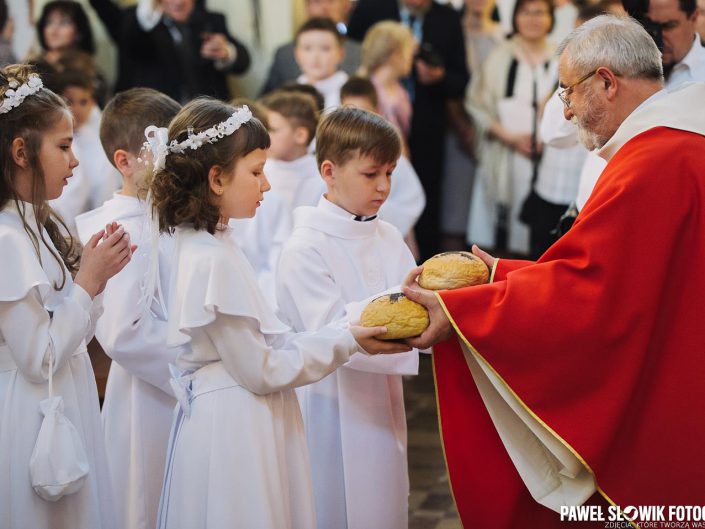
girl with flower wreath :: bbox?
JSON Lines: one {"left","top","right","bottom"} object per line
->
{"left": 148, "top": 97, "right": 409, "bottom": 529}
{"left": 0, "top": 64, "right": 134, "bottom": 529}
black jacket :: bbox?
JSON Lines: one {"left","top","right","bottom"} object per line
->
{"left": 90, "top": 0, "right": 249, "bottom": 101}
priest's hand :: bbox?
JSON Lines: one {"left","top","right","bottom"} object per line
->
{"left": 471, "top": 244, "right": 496, "bottom": 270}
{"left": 401, "top": 266, "right": 454, "bottom": 349}
{"left": 350, "top": 325, "right": 413, "bottom": 355}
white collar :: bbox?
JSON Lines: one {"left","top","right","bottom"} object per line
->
{"left": 293, "top": 196, "right": 379, "bottom": 239}
{"left": 598, "top": 82, "right": 705, "bottom": 162}
{"left": 298, "top": 71, "right": 348, "bottom": 91}
{"left": 318, "top": 195, "right": 377, "bottom": 221}
{"left": 669, "top": 34, "right": 705, "bottom": 80}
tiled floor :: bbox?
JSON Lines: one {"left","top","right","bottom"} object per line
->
{"left": 406, "top": 355, "right": 462, "bottom": 529}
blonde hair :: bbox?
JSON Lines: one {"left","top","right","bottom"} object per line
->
{"left": 360, "top": 21, "right": 415, "bottom": 75}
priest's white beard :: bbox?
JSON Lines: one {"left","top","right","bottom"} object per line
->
{"left": 571, "top": 89, "right": 610, "bottom": 151}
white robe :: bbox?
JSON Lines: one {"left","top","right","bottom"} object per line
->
{"left": 75, "top": 194, "right": 186, "bottom": 529}
{"left": 229, "top": 190, "right": 293, "bottom": 309}
{"left": 379, "top": 155, "right": 426, "bottom": 237}
{"left": 264, "top": 154, "right": 325, "bottom": 211}
{"left": 157, "top": 224, "right": 362, "bottom": 529}
{"left": 276, "top": 197, "right": 419, "bottom": 529}
{"left": 298, "top": 71, "right": 349, "bottom": 111}
{"left": 0, "top": 201, "right": 116, "bottom": 529}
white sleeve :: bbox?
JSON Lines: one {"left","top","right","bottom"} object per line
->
{"left": 95, "top": 249, "right": 182, "bottom": 397}
{"left": 0, "top": 284, "right": 95, "bottom": 383}
{"left": 136, "top": 0, "right": 162, "bottom": 31}
{"left": 380, "top": 157, "right": 426, "bottom": 236}
{"left": 540, "top": 90, "right": 579, "bottom": 148}
{"left": 277, "top": 242, "right": 418, "bottom": 375}
{"left": 206, "top": 315, "right": 358, "bottom": 395}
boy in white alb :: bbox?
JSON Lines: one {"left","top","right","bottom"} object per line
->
{"left": 340, "top": 76, "right": 426, "bottom": 253}
{"left": 276, "top": 107, "right": 419, "bottom": 529}
{"left": 261, "top": 90, "right": 325, "bottom": 210}
{"left": 228, "top": 98, "right": 293, "bottom": 308}
{"left": 50, "top": 66, "right": 121, "bottom": 235}
{"left": 74, "top": 88, "right": 184, "bottom": 529}
{"left": 294, "top": 17, "right": 349, "bottom": 111}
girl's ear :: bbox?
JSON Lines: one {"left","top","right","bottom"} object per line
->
{"left": 11, "top": 137, "right": 28, "bottom": 169}
{"left": 208, "top": 165, "right": 225, "bottom": 196}
{"left": 319, "top": 160, "right": 335, "bottom": 187}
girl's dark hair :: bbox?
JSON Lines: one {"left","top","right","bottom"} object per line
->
{"left": 0, "top": 64, "right": 80, "bottom": 289}
{"left": 512, "top": 0, "right": 555, "bottom": 36}
{"left": 151, "top": 97, "right": 271, "bottom": 235}
{"left": 37, "top": 1, "right": 96, "bottom": 55}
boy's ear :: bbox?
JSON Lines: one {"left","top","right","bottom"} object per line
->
{"left": 11, "top": 137, "right": 28, "bottom": 169}
{"left": 208, "top": 165, "right": 225, "bottom": 196}
{"left": 113, "top": 149, "right": 133, "bottom": 176}
{"left": 319, "top": 160, "right": 336, "bottom": 186}
{"left": 293, "top": 126, "right": 310, "bottom": 147}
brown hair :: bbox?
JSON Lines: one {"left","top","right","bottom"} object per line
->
{"left": 295, "top": 17, "right": 344, "bottom": 46}
{"left": 230, "top": 97, "right": 270, "bottom": 129}
{"left": 100, "top": 88, "right": 180, "bottom": 165}
{"left": 277, "top": 82, "right": 325, "bottom": 113}
{"left": 0, "top": 64, "right": 80, "bottom": 289}
{"left": 340, "top": 76, "right": 379, "bottom": 108}
{"left": 150, "top": 97, "right": 270, "bottom": 235}
{"left": 360, "top": 21, "right": 414, "bottom": 75}
{"left": 316, "top": 106, "right": 400, "bottom": 168}
{"left": 260, "top": 90, "right": 319, "bottom": 146}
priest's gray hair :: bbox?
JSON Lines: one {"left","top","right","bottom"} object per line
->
{"left": 557, "top": 15, "right": 664, "bottom": 82}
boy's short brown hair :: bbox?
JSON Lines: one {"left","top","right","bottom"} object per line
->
{"left": 260, "top": 90, "right": 319, "bottom": 146}
{"left": 340, "top": 76, "right": 379, "bottom": 108}
{"left": 230, "top": 97, "right": 270, "bottom": 129}
{"left": 100, "top": 88, "right": 181, "bottom": 165}
{"left": 295, "top": 17, "right": 343, "bottom": 46}
{"left": 316, "top": 107, "right": 401, "bottom": 168}
{"left": 277, "top": 81, "right": 325, "bottom": 113}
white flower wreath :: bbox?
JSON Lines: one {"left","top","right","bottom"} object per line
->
{"left": 141, "top": 105, "right": 253, "bottom": 173}
{"left": 0, "top": 75, "right": 44, "bottom": 114}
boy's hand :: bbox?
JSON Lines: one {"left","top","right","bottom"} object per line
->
{"left": 350, "top": 325, "right": 413, "bottom": 355}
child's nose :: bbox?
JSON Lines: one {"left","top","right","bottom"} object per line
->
{"left": 260, "top": 173, "right": 271, "bottom": 192}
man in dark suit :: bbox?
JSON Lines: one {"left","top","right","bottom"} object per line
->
{"left": 90, "top": 0, "right": 250, "bottom": 102}
{"left": 260, "top": 0, "right": 360, "bottom": 95}
{"left": 348, "top": 0, "right": 469, "bottom": 259}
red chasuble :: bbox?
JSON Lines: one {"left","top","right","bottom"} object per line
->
{"left": 434, "top": 127, "right": 705, "bottom": 528}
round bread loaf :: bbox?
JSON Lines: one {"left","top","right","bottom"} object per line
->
{"left": 360, "top": 293, "right": 429, "bottom": 340}
{"left": 418, "top": 251, "right": 489, "bottom": 290}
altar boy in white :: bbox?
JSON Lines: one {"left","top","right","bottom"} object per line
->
{"left": 74, "top": 88, "right": 183, "bottom": 529}
{"left": 148, "top": 99, "right": 410, "bottom": 529}
{"left": 276, "top": 107, "right": 419, "bottom": 529}
{"left": 260, "top": 90, "right": 325, "bottom": 210}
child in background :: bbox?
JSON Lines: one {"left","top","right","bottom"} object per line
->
{"left": 260, "top": 90, "right": 324, "bottom": 209}
{"left": 340, "top": 76, "right": 425, "bottom": 255}
{"left": 0, "top": 64, "right": 133, "bottom": 529}
{"left": 74, "top": 88, "right": 183, "bottom": 529}
{"left": 294, "top": 17, "right": 348, "bottom": 110}
{"left": 359, "top": 21, "right": 415, "bottom": 148}
{"left": 49, "top": 61, "right": 120, "bottom": 234}
{"left": 228, "top": 97, "right": 293, "bottom": 308}
{"left": 276, "top": 107, "right": 420, "bottom": 529}
{"left": 148, "top": 98, "right": 407, "bottom": 529}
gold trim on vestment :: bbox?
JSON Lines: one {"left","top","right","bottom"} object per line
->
{"left": 433, "top": 291, "right": 640, "bottom": 529}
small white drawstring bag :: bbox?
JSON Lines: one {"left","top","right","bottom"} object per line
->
{"left": 29, "top": 351, "right": 89, "bottom": 501}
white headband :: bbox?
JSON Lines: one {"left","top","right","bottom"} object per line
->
{"left": 141, "top": 105, "right": 253, "bottom": 173}
{"left": 0, "top": 75, "right": 44, "bottom": 114}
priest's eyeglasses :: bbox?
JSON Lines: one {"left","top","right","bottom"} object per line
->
{"left": 558, "top": 69, "right": 597, "bottom": 108}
